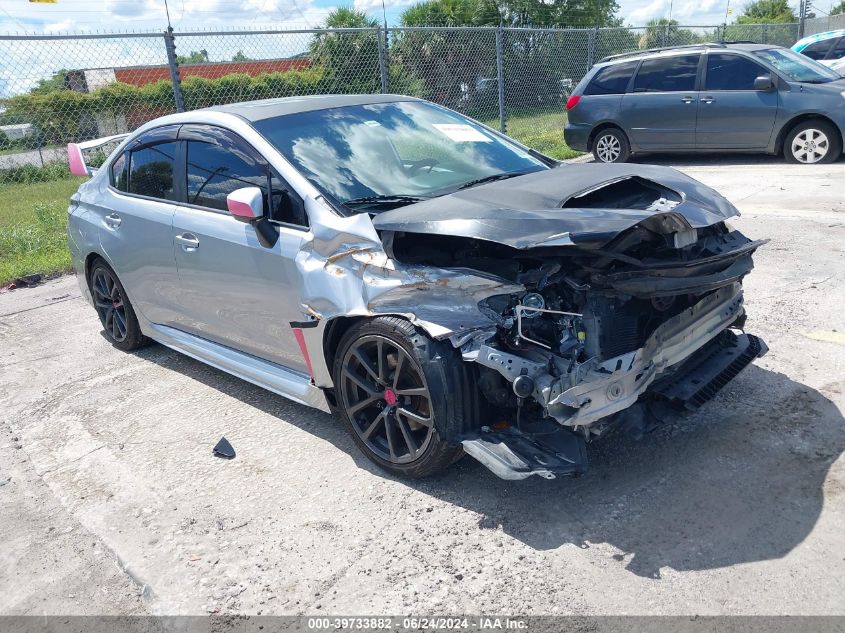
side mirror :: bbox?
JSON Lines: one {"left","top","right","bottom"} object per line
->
{"left": 753, "top": 75, "right": 774, "bottom": 91}
{"left": 226, "top": 186, "right": 264, "bottom": 222}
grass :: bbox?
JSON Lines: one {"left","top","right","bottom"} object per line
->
{"left": 0, "top": 178, "right": 84, "bottom": 285}
{"left": 484, "top": 109, "right": 583, "bottom": 161}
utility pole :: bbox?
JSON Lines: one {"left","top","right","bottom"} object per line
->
{"left": 799, "top": 0, "right": 807, "bottom": 38}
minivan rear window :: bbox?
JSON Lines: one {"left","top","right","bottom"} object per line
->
{"left": 633, "top": 54, "right": 700, "bottom": 92}
{"left": 584, "top": 61, "right": 638, "bottom": 95}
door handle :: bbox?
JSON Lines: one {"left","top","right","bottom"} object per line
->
{"left": 681, "top": 96, "right": 695, "bottom": 104}
{"left": 104, "top": 213, "right": 122, "bottom": 229}
{"left": 175, "top": 233, "right": 200, "bottom": 251}
{"left": 700, "top": 96, "right": 715, "bottom": 104}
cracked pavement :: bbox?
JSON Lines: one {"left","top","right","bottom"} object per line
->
{"left": 1, "top": 158, "right": 844, "bottom": 615}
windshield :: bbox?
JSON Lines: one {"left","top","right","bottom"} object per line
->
{"left": 253, "top": 100, "right": 549, "bottom": 212}
{"left": 754, "top": 48, "right": 840, "bottom": 83}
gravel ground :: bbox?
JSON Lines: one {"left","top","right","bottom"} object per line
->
{"left": 1, "top": 158, "right": 843, "bottom": 616}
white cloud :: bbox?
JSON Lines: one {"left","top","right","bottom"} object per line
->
{"left": 353, "top": 0, "right": 414, "bottom": 13}
{"left": 621, "top": 0, "right": 733, "bottom": 25}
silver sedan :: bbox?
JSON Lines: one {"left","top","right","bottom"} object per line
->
{"left": 67, "top": 94, "right": 767, "bottom": 480}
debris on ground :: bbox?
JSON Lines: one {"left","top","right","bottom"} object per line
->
{"left": 213, "top": 436, "right": 236, "bottom": 459}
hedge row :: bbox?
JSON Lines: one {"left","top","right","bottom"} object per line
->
{"left": 1, "top": 67, "right": 330, "bottom": 146}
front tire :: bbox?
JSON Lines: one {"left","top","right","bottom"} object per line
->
{"left": 592, "top": 127, "right": 631, "bottom": 163}
{"left": 784, "top": 120, "right": 841, "bottom": 164}
{"left": 333, "top": 317, "right": 472, "bottom": 478}
{"left": 89, "top": 260, "right": 146, "bottom": 351}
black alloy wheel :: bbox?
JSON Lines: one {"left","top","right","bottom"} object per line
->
{"left": 92, "top": 266, "right": 128, "bottom": 343}
{"left": 339, "top": 334, "right": 434, "bottom": 464}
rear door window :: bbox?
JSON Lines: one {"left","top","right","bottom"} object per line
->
{"left": 128, "top": 142, "right": 177, "bottom": 200}
{"left": 705, "top": 54, "right": 769, "bottom": 90}
{"left": 801, "top": 39, "right": 834, "bottom": 60}
{"left": 633, "top": 54, "right": 700, "bottom": 92}
{"left": 584, "top": 61, "right": 638, "bottom": 95}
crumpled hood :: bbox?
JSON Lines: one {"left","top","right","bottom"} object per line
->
{"left": 373, "top": 163, "right": 739, "bottom": 250}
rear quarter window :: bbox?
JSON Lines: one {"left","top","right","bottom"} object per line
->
{"left": 584, "top": 61, "right": 638, "bottom": 95}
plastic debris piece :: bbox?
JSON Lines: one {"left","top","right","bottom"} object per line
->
{"left": 213, "top": 436, "right": 236, "bottom": 459}
{"left": 12, "top": 274, "right": 42, "bottom": 288}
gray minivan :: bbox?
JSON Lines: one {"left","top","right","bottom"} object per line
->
{"left": 564, "top": 43, "right": 845, "bottom": 163}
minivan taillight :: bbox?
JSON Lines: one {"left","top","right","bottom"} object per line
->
{"left": 566, "top": 95, "right": 581, "bottom": 110}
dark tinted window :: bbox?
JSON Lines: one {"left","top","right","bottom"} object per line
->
{"left": 706, "top": 54, "right": 768, "bottom": 90}
{"left": 584, "top": 61, "right": 638, "bottom": 95}
{"left": 186, "top": 139, "right": 308, "bottom": 226}
{"left": 831, "top": 38, "right": 845, "bottom": 60}
{"left": 633, "top": 54, "right": 700, "bottom": 92}
{"left": 111, "top": 152, "right": 128, "bottom": 191}
{"left": 801, "top": 39, "right": 834, "bottom": 60}
{"left": 186, "top": 141, "right": 267, "bottom": 211}
{"left": 128, "top": 142, "right": 177, "bottom": 200}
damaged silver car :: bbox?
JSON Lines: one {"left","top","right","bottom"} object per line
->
{"left": 67, "top": 95, "right": 767, "bottom": 480}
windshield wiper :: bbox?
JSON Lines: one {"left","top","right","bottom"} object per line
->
{"left": 456, "top": 170, "right": 533, "bottom": 191}
{"left": 343, "top": 194, "right": 429, "bottom": 212}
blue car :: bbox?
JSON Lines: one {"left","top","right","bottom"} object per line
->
{"left": 565, "top": 42, "right": 845, "bottom": 164}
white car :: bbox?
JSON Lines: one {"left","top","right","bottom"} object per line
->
{"left": 792, "top": 29, "right": 845, "bottom": 67}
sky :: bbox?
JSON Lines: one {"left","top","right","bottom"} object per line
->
{"left": 0, "top": 0, "right": 790, "bottom": 34}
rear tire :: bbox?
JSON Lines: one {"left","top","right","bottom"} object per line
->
{"left": 783, "top": 119, "right": 841, "bottom": 164}
{"left": 89, "top": 260, "right": 146, "bottom": 352}
{"left": 592, "top": 127, "right": 631, "bottom": 163}
{"left": 332, "top": 316, "right": 476, "bottom": 478}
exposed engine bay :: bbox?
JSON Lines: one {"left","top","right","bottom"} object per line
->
{"left": 290, "top": 164, "right": 770, "bottom": 481}
{"left": 377, "top": 200, "right": 767, "bottom": 479}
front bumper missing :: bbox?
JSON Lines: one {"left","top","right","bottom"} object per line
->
{"left": 462, "top": 286, "right": 768, "bottom": 480}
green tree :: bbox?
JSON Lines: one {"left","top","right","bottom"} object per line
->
{"left": 30, "top": 70, "right": 69, "bottom": 95}
{"left": 309, "top": 7, "right": 381, "bottom": 93}
{"left": 831, "top": 0, "right": 845, "bottom": 13}
{"left": 637, "top": 18, "right": 701, "bottom": 49}
{"left": 176, "top": 49, "right": 209, "bottom": 64}
{"left": 231, "top": 51, "right": 251, "bottom": 62}
{"left": 736, "top": 0, "right": 797, "bottom": 23}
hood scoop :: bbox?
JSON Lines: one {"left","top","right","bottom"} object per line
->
{"left": 561, "top": 176, "right": 682, "bottom": 213}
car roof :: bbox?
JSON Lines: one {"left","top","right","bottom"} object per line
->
{"left": 207, "top": 94, "right": 421, "bottom": 122}
{"left": 597, "top": 42, "right": 775, "bottom": 65}
{"left": 792, "top": 29, "right": 845, "bottom": 49}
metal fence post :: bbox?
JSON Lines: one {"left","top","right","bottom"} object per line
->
{"left": 377, "top": 26, "right": 389, "bottom": 94}
{"left": 495, "top": 26, "right": 506, "bottom": 134}
{"left": 164, "top": 27, "right": 185, "bottom": 113}
{"left": 587, "top": 28, "right": 598, "bottom": 68}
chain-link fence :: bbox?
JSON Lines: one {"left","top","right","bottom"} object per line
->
{"left": 804, "top": 14, "right": 845, "bottom": 37}
{"left": 0, "top": 22, "right": 804, "bottom": 186}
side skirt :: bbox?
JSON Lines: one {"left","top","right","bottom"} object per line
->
{"left": 145, "top": 322, "right": 331, "bottom": 413}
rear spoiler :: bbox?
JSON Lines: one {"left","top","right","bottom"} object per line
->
{"left": 67, "top": 133, "right": 130, "bottom": 177}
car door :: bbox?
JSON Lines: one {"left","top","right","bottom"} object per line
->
{"left": 620, "top": 53, "right": 701, "bottom": 150}
{"left": 696, "top": 52, "right": 779, "bottom": 150}
{"left": 96, "top": 126, "right": 182, "bottom": 325}
{"left": 170, "top": 125, "right": 312, "bottom": 373}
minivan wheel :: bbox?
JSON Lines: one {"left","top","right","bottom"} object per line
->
{"left": 784, "top": 120, "right": 840, "bottom": 164}
{"left": 592, "top": 127, "right": 630, "bottom": 163}
{"left": 89, "top": 260, "right": 146, "bottom": 351}
{"left": 333, "top": 317, "right": 466, "bottom": 478}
